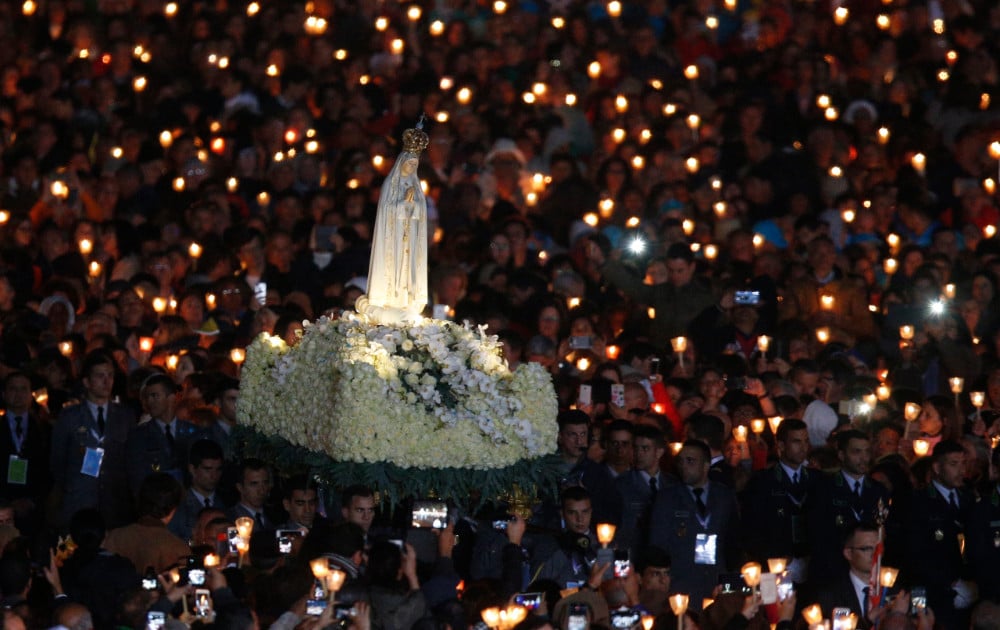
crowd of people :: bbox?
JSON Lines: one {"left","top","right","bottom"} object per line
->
{"left": 1, "top": 0, "right": 1000, "bottom": 628}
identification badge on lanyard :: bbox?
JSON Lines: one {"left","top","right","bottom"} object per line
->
{"left": 7, "top": 456, "right": 26, "bottom": 485}
{"left": 694, "top": 533, "right": 718, "bottom": 565}
{"left": 81, "top": 447, "right": 105, "bottom": 478}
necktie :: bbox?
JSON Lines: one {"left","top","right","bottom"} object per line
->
{"left": 950, "top": 490, "right": 959, "bottom": 510}
{"left": 791, "top": 470, "right": 800, "bottom": 485}
{"left": 862, "top": 586, "right": 870, "bottom": 618}
{"left": 163, "top": 423, "right": 176, "bottom": 452}
{"left": 693, "top": 487, "right": 707, "bottom": 517}
{"left": 13, "top": 416, "right": 22, "bottom": 441}
{"left": 204, "top": 496, "right": 212, "bottom": 508}
{"left": 649, "top": 476, "right": 658, "bottom": 494}
{"left": 255, "top": 511, "right": 265, "bottom": 528}
{"left": 854, "top": 479, "right": 862, "bottom": 498}
{"left": 96, "top": 406, "right": 105, "bottom": 435}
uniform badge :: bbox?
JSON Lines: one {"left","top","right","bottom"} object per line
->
{"left": 934, "top": 529, "right": 944, "bottom": 541}
{"left": 835, "top": 515, "right": 844, "bottom": 526}
{"left": 993, "top": 532, "right": 1000, "bottom": 548}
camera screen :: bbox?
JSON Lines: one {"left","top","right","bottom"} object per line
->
{"left": 188, "top": 568, "right": 206, "bottom": 586}
{"left": 411, "top": 501, "right": 448, "bottom": 529}
{"left": 611, "top": 611, "right": 640, "bottom": 630}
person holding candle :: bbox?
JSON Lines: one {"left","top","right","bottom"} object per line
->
{"left": 534, "top": 487, "right": 603, "bottom": 589}
{"left": 903, "top": 440, "right": 975, "bottom": 629}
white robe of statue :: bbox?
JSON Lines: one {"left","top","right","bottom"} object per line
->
{"left": 356, "top": 152, "right": 428, "bottom": 325}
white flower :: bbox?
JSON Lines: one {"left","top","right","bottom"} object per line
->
{"left": 237, "top": 316, "right": 558, "bottom": 469}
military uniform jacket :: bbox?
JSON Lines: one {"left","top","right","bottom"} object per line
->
{"left": 904, "top": 483, "right": 971, "bottom": 628}
{"left": 50, "top": 401, "right": 136, "bottom": 530}
{"left": 740, "top": 464, "right": 816, "bottom": 563}
{"left": 808, "top": 472, "right": 890, "bottom": 581}
{"left": 649, "top": 480, "right": 741, "bottom": 607}
{"left": 966, "top": 485, "right": 1000, "bottom": 600}
{"left": 0, "top": 411, "right": 52, "bottom": 503}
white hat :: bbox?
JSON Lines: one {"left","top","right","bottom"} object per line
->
{"left": 485, "top": 138, "right": 526, "bottom": 166}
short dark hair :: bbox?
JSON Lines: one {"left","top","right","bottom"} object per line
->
{"left": 776, "top": 417, "right": 808, "bottom": 443}
{"left": 238, "top": 458, "right": 269, "bottom": 484}
{"left": 2, "top": 371, "right": 30, "bottom": 389}
{"left": 605, "top": 419, "right": 634, "bottom": 436}
{"left": 340, "top": 484, "right": 374, "bottom": 507}
{"left": 137, "top": 472, "right": 183, "bottom": 519}
{"left": 81, "top": 349, "right": 115, "bottom": 380}
{"left": 835, "top": 429, "right": 870, "bottom": 452}
{"left": 681, "top": 439, "right": 712, "bottom": 464}
{"left": 845, "top": 521, "right": 880, "bottom": 546}
{"left": 633, "top": 424, "right": 665, "bottom": 446}
{"left": 634, "top": 545, "right": 671, "bottom": 573}
{"left": 557, "top": 409, "right": 589, "bottom": 430}
{"left": 931, "top": 439, "right": 965, "bottom": 463}
{"left": 665, "top": 242, "right": 695, "bottom": 263}
{"left": 141, "top": 372, "right": 178, "bottom": 394}
{"left": 189, "top": 439, "right": 224, "bottom": 467}
{"left": 283, "top": 474, "right": 316, "bottom": 500}
{"left": 560, "top": 486, "right": 591, "bottom": 507}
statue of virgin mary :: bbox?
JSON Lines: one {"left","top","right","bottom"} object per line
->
{"left": 355, "top": 124, "right": 430, "bottom": 325}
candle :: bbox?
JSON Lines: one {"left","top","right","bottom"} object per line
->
{"left": 876, "top": 384, "right": 891, "bottom": 401}
{"left": 235, "top": 516, "right": 254, "bottom": 539}
{"left": 903, "top": 402, "right": 921, "bottom": 421}
{"left": 944, "top": 283, "right": 956, "bottom": 299}
{"left": 949, "top": 377, "right": 964, "bottom": 394}
{"left": 669, "top": 594, "right": 689, "bottom": 630}
{"left": 88, "top": 261, "right": 102, "bottom": 278}
{"left": 816, "top": 327, "right": 830, "bottom": 344}
{"left": 883, "top": 258, "right": 898, "bottom": 274}
{"left": 139, "top": 337, "right": 155, "bottom": 352}
{"left": 58, "top": 341, "right": 73, "bottom": 357}
{"left": 767, "top": 558, "right": 788, "bottom": 574}
{"left": 733, "top": 426, "right": 748, "bottom": 442}
{"left": 880, "top": 567, "right": 899, "bottom": 588}
{"left": 740, "top": 562, "right": 762, "bottom": 587}
{"left": 913, "top": 439, "right": 930, "bottom": 457}
{"left": 166, "top": 355, "right": 179, "bottom": 371}
{"left": 820, "top": 294, "right": 835, "bottom": 311}
{"left": 230, "top": 348, "right": 246, "bottom": 364}
{"left": 768, "top": 416, "right": 784, "bottom": 434}
{"left": 751, "top": 419, "right": 766, "bottom": 434}
{"left": 596, "top": 523, "right": 617, "bottom": 546}
{"left": 802, "top": 605, "right": 824, "bottom": 626}
{"left": 970, "top": 391, "right": 985, "bottom": 408}
{"left": 757, "top": 335, "right": 771, "bottom": 354}
{"left": 899, "top": 325, "right": 914, "bottom": 340}
{"left": 911, "top": 153, "right": 926, "bottom": 177}
{"left": 671, "top": 337, "right": 688, "bottom": 353}
{"left": 669, "top": 442, "right": 683, "bottom": 455}
{"left": 204, "top": 553, "right": 219, "bottom": 568}
{"left": 606, "top": 345, "right": 620, "bottom": 360}
{"left": 310, "top": 557, "right": 330, "bottom": 579}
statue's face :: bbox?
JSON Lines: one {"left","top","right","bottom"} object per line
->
{"left": 400, "top": 157, "right": 418, "bottom": 176}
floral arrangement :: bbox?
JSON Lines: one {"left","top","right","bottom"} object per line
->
{"left": 238, "top": 314, "right": 558, "bottom": 472}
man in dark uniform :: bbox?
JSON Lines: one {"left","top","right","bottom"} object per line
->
{"left": 904, "top": 440, "right": 974, "bottom": 630}
{"left": 740, "top": 417, "right": 814, "bottom": 584}
{"left": 649, "top": 440, "right": 741, "bottom": 610}
{"left": 967, "top": 447, "right": 1000, "bottom": 601}
{"left": 0, "top": 371, "right": 51, "bottom": 530}
{"left": 616, "top": 424, "right": 667, "bottom": 554}
{"left": 50, "top": 350, "right": 136, "bottom": 531}
{"left": 808, "top": 429, "right": 889, "bottom": 584}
